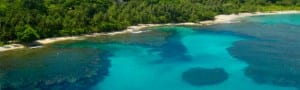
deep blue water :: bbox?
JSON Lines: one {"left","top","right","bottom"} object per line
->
{"left": 1, "top": 14, "right": 300, "bottom": 90}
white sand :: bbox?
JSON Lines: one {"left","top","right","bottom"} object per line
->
{"left": 1, "top": 10, "right": 300, "bottom": 52}
{"left": 213, "top": 11, "right": 300, "bottom": 23}
{"left": 0, "top": 44, "right": 25, "bottom": 52}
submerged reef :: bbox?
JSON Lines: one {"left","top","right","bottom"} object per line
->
{"left": 228, "top": 40, "right": 300, "bottom": 88}
{"left": 210, "top": 22, "right": 300, "bottom": 88}
{"left": 0, "top": 48, "right": 111, "bottom": 90}
{"left": 182, "top": 67, "right": 228, "bottom": 86}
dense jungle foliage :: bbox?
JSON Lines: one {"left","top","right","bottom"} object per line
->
{"left": 0, "top": 0, "right": 300, "bottom": 43}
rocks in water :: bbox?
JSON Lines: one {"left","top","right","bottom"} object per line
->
{"left": 87, "top": 30, "right": 172, "bottom": 47}
{"left": 182, "top": 67, "right": 228, "bottom": 86}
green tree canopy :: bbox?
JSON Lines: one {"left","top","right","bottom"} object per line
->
{"left": 16, "top": 25, "right": 40, "bottom": 42}
{"left": 0, "top": 0, "right": 299, "bottom": 43}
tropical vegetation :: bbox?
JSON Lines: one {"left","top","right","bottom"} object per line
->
{"left": 0, "top": 0, "right": 300, "bottom": 43}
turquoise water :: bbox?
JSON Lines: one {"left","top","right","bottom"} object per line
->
{"left": 1, "top": 14, "right": 300, "bottom": 90}
{"left": 241, "top": 14, "right": 300, "bottom": 25}
{"left": 92, "top": 27, "right": 295, "bottom": 90}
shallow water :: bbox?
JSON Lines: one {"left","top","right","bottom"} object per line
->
{"left": 1, "top": 14, "right": 300, "bottom": 90}
{"left": 92, "top": 27, "right": 295, "bottom": 90}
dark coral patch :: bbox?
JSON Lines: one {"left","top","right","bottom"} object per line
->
{"left": 0, "top": 48, "right": 111, "bottom": 90}
{"left": 219, "top": 22, "right": 300, "bottom": 88}
{"left": 182, "top": 67, "right": 228, "bottom": 86}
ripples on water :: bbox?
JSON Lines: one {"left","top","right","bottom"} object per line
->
{"left": 1, "top": 14, "right": 300, "bottom": 90}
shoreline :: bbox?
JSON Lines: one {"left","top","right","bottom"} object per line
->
{"left": 1, "top": 10, "right": 300, "bottom": 52}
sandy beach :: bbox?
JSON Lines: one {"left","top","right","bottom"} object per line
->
{"left": 1, "top": 10, "right": 300, "bottom": 52}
